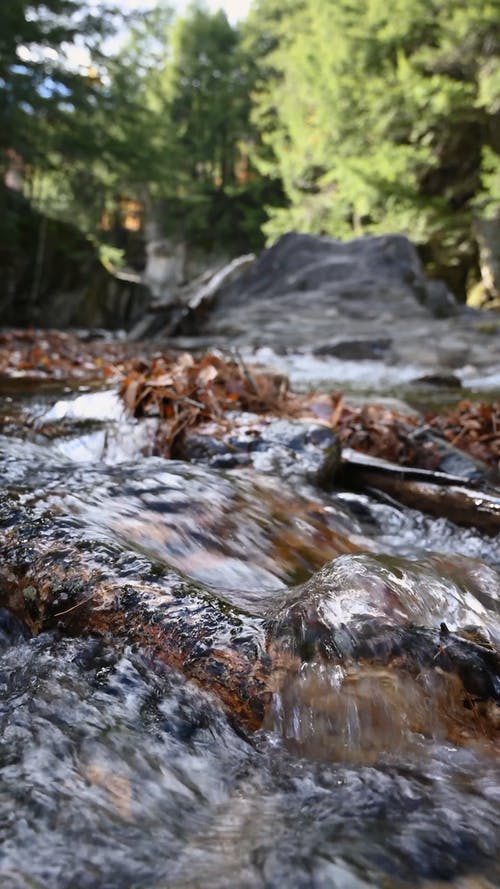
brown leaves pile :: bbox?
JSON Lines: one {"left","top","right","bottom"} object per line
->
{"left": 331, "top": 398, "right": 499, "bottom": 472}
{"left": 427, "top": 400, "right": 500, "bottom": 469}
{"left": 120, "top": 352, "right": 294, "bottom": 456}
{"left": 120, "top": 353, "right": 500, "bottom": 472}
{"left": 0, "top": 329, "right": 121, "bottom": 381}
{"left": 332, "top": 400, "right": 423, "bottom": 465}
{"left": 1, "top": 329, "right": 498, "bottom": 473}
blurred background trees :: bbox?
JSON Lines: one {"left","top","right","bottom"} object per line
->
{"left": 1, "top": 0, "right": 499, "bottom": 299}
{"left": 249, "top": 0, "right": 500, "bottom": 297}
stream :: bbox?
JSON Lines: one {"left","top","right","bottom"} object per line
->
{"left": 0, "top": 354, "right": 499, "bottom": 889}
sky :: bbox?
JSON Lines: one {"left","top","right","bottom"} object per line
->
{"left": 208, "top": 0, "right": 252, "bottom": 19}
{"left": 118, "top": 0, "right": 252, "bottom": 23}
{"left": 36, "top": 0, "right": 254, "bottom": 73}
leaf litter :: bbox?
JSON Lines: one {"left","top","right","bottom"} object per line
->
{"left": 1, "top": 329, "right": 498, "bottom": 474}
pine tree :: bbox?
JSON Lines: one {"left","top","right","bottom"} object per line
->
{"left": 250, "top": 0, "right": 500, "bottom": 295}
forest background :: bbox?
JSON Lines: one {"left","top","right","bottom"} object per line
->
{"left": 1, "top": 0, "right": 499, "bottom": 303}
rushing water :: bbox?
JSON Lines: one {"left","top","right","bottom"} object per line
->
{"left": 0, "top": 378, "right": 499, "bottom": 888}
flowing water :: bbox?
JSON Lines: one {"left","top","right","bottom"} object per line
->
{"left": 0, "top": 375, "right": 499, "bottom": 889}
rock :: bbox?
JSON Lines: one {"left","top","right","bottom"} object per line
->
{"left": 436, "top": 336, "right": 471, "bottom": 368}
{"left": 411, "top": 373, "right": 462, "bottom": 388}
{"left": 0, "top": 187, "right": 152, "bottom": 330}
{"left": 268, "top": 552, "right": 500, "bottom": 695}
{"left": 178, "top": 231, "right": 500, "bottom": 380}
{"left": 314, "top": 338, "right": 392, "bottom": 360}
{"left": 1, "top": 479, "right": 498, "bottom": 738}
{"left": 208, "top": 232, "right": 434, "bottom": 307}
{"left": 195, "top": 232, "right": 459, "bottom": 355}
{"left": 0, "top": 494, "right": 275, "bottom": 729}
{"left": 423, "top": 279, "right": 460, "bottom": 317}
{"left": 180, "top": 415, "right": 341, "bottom": 488}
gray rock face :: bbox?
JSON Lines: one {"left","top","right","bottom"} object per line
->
{"left": 0, "top": 191, "right": 152, "bottom": 330}
{"left": 201, "top": 232, "right": 454, "bottom": 344}
{"left": 184, "top": 232, "right": 454, "bottom": 362}
{"left": 184, "top": 232, "right": 499, "bottom": 379}
{"left": 212, "top": 232, "right": 429, "bottom": 302}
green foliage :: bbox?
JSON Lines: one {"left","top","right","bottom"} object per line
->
{"left": 5, "top": 0, "right": 497, "bottom": 283}
{"left": 1, "top": 1, "right": 268, "bottom": 254}
{"left": 0, "top": 1, "right": 117, "bottom": 166}
{"left": 124, "top": 3, "right": 270, "bottom": 250}
{"left": 478, "top": 148, "right": 500, "bottom": 219}
{"left": 249, "top": 0, "right": 500, "bottom": 289}
{"left": 99, "top": 243, "right": 125, "bottom": 272}
{"left": 164, "top": 6, "right": 249, "bottom": 188}
{"left": 0, "top": 0, "right": 127, "bottom": 250}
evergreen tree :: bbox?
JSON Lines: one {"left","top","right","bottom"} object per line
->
{"left": 0, "top": 1, "right": 117, "bottom": 171}
{"left": 149, "top": 3, "right": 266, "bottom": 248}
{"left": 251, "top": 0, "right": 500, "bottom": 294}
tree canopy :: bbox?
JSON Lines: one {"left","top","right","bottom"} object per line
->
{"left": 0, "top": 1, "right": 118, "bottom": 166}
{"left": 248, "top": 0, "right": 500, "bottom": 293}
{"left": 1, "top": 0, "right": 499, "bottom": 296}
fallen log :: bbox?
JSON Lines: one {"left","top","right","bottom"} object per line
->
{"left": 0, "top": 492, "right": 498, "bottom": 740}
{"left": 340, "top": 448, "right": 500, "bottom": 534}
{"left": 0, "top": 495, "right": 278, "bottom": 730}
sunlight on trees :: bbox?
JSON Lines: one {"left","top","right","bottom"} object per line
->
{"left": 1, "top": 0, "right": 498, "bottom": 293}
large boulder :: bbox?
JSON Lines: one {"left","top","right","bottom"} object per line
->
{"left": 172, "top": 231, "right": 500, "bottom": 377}
{"left": 168, "top": 232, "right": 485, "bottom": 373}
{"left": 196, "top": 232, "right": 457, "bottom": 345}
{"left": 210, "top": 232, "right": 436, "bottom": 305}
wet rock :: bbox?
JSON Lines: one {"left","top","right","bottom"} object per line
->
{"left": 268, "top": 552, "right": 500, "bottom": 646}
{"left": 0, "top": 607, "right": 31, "bottom": 648}
{"left": 0, "top": 434, "right": 360, "bottom": 592}
{"left": 180, "top": 415, "right": 341, "bottom": 488}
{"left": 0, "top": 451, "right": 499, "bottom": 746}
{"left": 410, "top": 373, "right": 463, "bottom": 388}
{"left": 1, "top": 487, "right": 499, "bottom": 745}
{"left": 0, "top": 497, "right": 276, "bottom": 729}
{"left": 314, "top": 338, "right": 393, "bottom": 360}
{"left": 267, "top": 552, "right": 500, "bottom": 739}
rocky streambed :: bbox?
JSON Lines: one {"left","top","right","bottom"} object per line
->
{"left": 1, "top": 233, "right": 500, "bottom": 889}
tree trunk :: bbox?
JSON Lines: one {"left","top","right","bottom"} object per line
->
{"left": 475, "top": 215, "right": 500, "bottom": 302}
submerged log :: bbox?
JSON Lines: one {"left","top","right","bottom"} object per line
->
{"left": 0, "top": 493, "right": 498, "bottom": 739}
{"left": 0, "top": 498, "right": 278, "bottom": 729}
{"left": 340, "top": 448, "right": 500, "bottom": 534}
